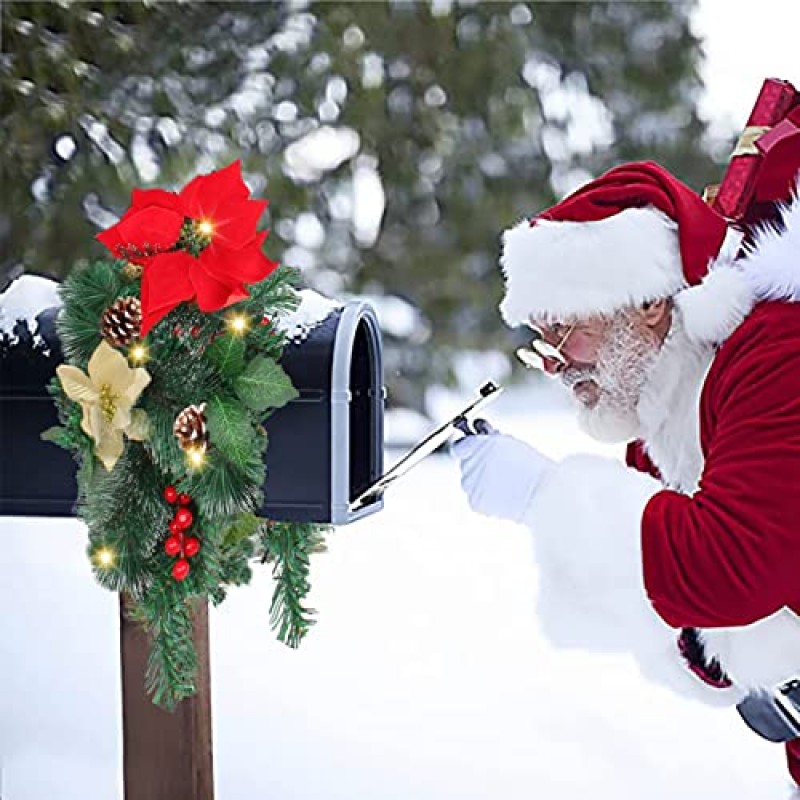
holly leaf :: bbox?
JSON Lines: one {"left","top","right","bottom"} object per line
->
{"left": 234, "top": 356, "right": 298, "bottom": 413}
{"left": 206, "top": 395, "right": 253, "bottom": 470}
{"left": 222, "top": 512, "right": 262, "bottom": 549}
{"left": 205, "top": 335, "right": 245, "bottom": 379}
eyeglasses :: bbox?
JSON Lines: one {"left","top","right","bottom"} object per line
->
{"left": 515, "top": 323, "right": 576, "bottom": 373}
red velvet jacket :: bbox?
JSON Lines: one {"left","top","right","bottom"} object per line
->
{"left": 627, "top": 301, "right": 800, "bottom": 629}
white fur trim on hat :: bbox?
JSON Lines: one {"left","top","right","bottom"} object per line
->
{"left": 499, "top": 207, "right": 686, "bottom": 327}
{"left": 673, "top": 227, "right": 754, "bottom": 345}
{"left": 499, "top": 205, "right": 758, "bottom": 345}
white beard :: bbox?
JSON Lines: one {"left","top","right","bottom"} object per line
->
{"left": 635, "top": 311, "right": 715, "bottom": 492}
{"left": 576, "top": 400, "right": 639, "bottom": 444}
{"left": 562, "top": 316, "right": 660, "bottom": 444}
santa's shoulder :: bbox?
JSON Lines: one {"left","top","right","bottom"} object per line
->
{"left": 706, "top": 301, "right": 800, "bottom": 407}
{"left": 726, "top": 299, "right": 800, "bottom": 349}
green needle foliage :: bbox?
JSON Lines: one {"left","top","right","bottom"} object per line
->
{"left": 45, "top": 256, "right": 330, "bottom": 710}
{"left": 259, "top": 521, "right": 328, "bottom": 650}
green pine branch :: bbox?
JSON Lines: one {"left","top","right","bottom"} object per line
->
{"left": 56, "top": 259, "right": 123, "bottom": 366}
{"left": 82, "top": 444, "right": 169, "bottom": 597}
{"left": 47, "top": 251, "right": 332, "bottom": 708}
{"left": 127, "top": 589, "right": 200, "bottom": 711}
{"left": 259, "top": 521, "right": 329, "bottom": 649}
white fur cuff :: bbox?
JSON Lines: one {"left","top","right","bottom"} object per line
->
{"left": 522, "top": 454, "right": 744, "bottom": 706}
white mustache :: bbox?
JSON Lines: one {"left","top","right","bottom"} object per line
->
{"left": 561, "top": 367, "right": 596, "bottom": 389}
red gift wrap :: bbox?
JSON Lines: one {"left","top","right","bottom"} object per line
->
{"left": 712, "top": 78, "right": 800, "bottom": 222}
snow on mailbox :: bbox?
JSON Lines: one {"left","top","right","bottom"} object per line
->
{"left": 262, "top": 291, "right": 385, "bottom": 524}
{"left": 0, "top": 278, "right": 385, "bottom": 525}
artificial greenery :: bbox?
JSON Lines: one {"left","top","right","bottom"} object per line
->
{"left": 260, "top": 521, "right": 328, "bottom": 649}
{"left": 45, "top": 256, "right": 331, "bottom": 709}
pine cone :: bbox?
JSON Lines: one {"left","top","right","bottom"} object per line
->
{"left": 174, "top": 403, "right": 209, "bottom": 452}
{"left": 101, "top": 296, "right": 142, "bottom": 347}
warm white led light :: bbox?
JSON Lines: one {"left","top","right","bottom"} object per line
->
{"left": 129, "top": 343, "right": 148, "bottom": 364}
{"left": 227, "top": 313, "right": 250, "bottom": 336}
{"left": 95, "top": 547, "right": 116, "bottom": 568}
{"left": 196, "top": 219, "right": 215, "bottom": 237}
{"left": 186, "top": 447, "right": 208, "bottom": 470}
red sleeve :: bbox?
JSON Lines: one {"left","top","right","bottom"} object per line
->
{"left": 625, "top": 440, "right": 662, "bottom": 480}
{"left": 642, "top": 317, "right": 800, "bottom": 629}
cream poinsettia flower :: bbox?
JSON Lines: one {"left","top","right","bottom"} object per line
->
{"left": 56, "top": 340, "right": 152, "bottom": 471}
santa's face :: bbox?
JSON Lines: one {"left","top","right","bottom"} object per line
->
{"left": 530, "top": 306, "right": 668, "bottom": 443}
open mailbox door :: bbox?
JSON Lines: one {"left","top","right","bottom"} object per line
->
{"left": 349, "top": 380, "right": 503, "bottom": 513}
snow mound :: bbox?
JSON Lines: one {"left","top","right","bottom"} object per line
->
{"left": 0, "top": 275, "right": 62, "bottom": 342}
{"left": 277, "top": 289, "right": 342, "bottom": 344}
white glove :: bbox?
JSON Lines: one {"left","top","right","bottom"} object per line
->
{"left": 451, "top": 424, "right": 554, "bottom": 523}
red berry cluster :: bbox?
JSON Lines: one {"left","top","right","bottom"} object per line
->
{"left": 163, "top": 485, "right": 201, "bottom": 581}
{"left": 172, "top": 324, "right": 202, "bottom": 338}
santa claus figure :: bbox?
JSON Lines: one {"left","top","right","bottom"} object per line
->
{"left": 453, "top": 158, "right": 800, "bottom": 782}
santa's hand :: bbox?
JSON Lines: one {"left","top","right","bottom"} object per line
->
{"left": 451, "top": 429, "right": 554, "bottom": 522}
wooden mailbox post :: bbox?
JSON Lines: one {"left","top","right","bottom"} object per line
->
{"left": 119, "top": 597, "right": 214, "bottom": 800}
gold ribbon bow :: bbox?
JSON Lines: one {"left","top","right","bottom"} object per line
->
{"left": 731, "top": 125, "right": 772, "bottom": 158}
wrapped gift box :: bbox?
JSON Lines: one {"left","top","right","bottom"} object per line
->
{"left": 712, "top": 78, "right": 799, "bottom": 222}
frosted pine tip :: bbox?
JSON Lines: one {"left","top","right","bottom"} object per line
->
{"left": 226, "top": 313, "right": 250, "bottom": 336}
{"left": 186, "top": 446, "right": 207, "bottom": 470}
{"left": 128, "top": 343, "right": 148, "bottom": 364}
{"left": 95, "top": 547, "right": 116, "bottom": 568}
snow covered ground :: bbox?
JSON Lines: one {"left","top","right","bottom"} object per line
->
{"left": 1, "top": 383, "right": 796, "bottom": 800}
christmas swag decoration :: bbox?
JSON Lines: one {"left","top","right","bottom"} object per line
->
{"left": 45, "top": 161, "right": 329, "bottom": 708}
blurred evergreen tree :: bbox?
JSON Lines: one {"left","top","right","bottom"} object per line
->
{"left": 1, "top": 0, "right": 723, "bottom": 411}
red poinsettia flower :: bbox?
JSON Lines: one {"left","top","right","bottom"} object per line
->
{"left": 97, "top": 161, "right": 278, "bottom": 336}
{"left": 96, "top": 204, "right": 185, "bottom": 264}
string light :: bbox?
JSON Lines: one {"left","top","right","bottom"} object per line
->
{"left": 95, "top": 546, "right": 116, "bottom": 568}
{"left": 186, "top": 446, "right": 208, "bottom": 470}
{"left": 128, "top": 342, "right": 149, "bottom": 364}
{"left": 226, "top": 313, "right": 250, "bottom": 336}
{"left": 196, "top": 219, "right": 215, "bottom": 237}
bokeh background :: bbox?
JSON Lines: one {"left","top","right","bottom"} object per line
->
{"left": 4, "top": 3, "right": 800, "bottom": 799}
{"left": 2, "top": 0, "right": 733, "bottom": 417}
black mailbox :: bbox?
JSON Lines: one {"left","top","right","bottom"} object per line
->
{"left": 0, "top": 284, "right": 385, "bottom": 525}
{"left": 262, "top": 301, "right": 385, "bottom": 524}
{"left": 0, "top": 306, "right": 79, "bottom": 517}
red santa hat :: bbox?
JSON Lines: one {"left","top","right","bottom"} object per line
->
{"left": 499, "top": 161, "right": 755, "bottom": 343}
